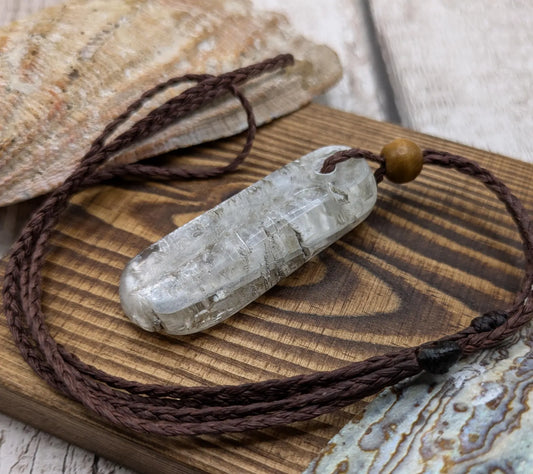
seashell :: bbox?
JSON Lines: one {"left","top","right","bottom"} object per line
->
{"left": 0, "top": 0, "right": 342, "bottom": 206}
{"left": 305, "top": 327, "right": 533, "bottom": 472}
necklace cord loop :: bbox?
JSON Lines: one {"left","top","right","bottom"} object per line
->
{"left": 3, "top": 55, "right": 533, "bottom": 436}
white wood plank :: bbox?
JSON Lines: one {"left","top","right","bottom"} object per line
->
{"left": 370, "top": 0, "right": 533, "bottom": 162}
{"left": 251, "top": 0, "right": 390, "bottom": 121}
{"left": 0, "top": 413, "right": 132, "bottom": 474}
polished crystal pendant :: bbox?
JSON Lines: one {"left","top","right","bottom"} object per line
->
{"left": 120, "top": 146, "right": 377, "bottom": 334}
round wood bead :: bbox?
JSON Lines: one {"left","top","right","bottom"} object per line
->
{"left": 381, "top": 138, "right": 423, "bottom": 183}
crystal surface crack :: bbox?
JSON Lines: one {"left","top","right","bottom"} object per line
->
{"left": 290, "top": 225, "right": 311, "bottom": 258}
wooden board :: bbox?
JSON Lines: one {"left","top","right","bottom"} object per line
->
{"left": 1, "top": 103, "right": 532, "bottom": 473}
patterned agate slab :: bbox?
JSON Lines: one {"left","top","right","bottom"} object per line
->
{"left": 119, "top": 146, "right": 377, "bottom": 334}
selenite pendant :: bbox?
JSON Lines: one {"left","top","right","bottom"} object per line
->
{"left": 120, "top": 146, "right": 377, "bottom": 334}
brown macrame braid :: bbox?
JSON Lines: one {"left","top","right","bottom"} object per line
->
{"left": 3, "top": 54, "right": 533, "bottom": 436}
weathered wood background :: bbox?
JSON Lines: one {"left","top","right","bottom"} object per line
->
{"left": 1, "top": 1, "right": 532, "bottom": 473}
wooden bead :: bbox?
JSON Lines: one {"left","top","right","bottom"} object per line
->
{"left": 381, "top": 138, "right": 423, "bottom": 183}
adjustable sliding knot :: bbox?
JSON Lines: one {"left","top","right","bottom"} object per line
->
{"left": 470, "top": 310, "right": 509, "bottom": 333}
{"left": 320, "top": 138, "right": 423, "bottom": 185}
{"left": 416, "top": 340, "right": 463, "bottom": 374}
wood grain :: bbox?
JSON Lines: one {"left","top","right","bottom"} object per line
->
{"left": 369, "top": 0, "right": 533, "bottom": 162}
{"left": 1, "top": 103, "right": 532, "bottom": 473}
{"left": 0, "top": 412, "right": 130, "bottom": 474}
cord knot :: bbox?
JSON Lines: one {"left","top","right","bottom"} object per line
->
{"left": 470, "top": 310, "right": 508, "bottom": 333}
{"left": 416, "top": 340, "right": 462, "bottom": 374}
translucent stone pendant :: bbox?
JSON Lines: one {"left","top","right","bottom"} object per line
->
{"left": 120, "top": 146, "right": 377, "bottom": 334}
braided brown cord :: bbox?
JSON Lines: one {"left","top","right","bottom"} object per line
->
{"left": 3, "top": 55, "right": 533, "bottom": 436}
